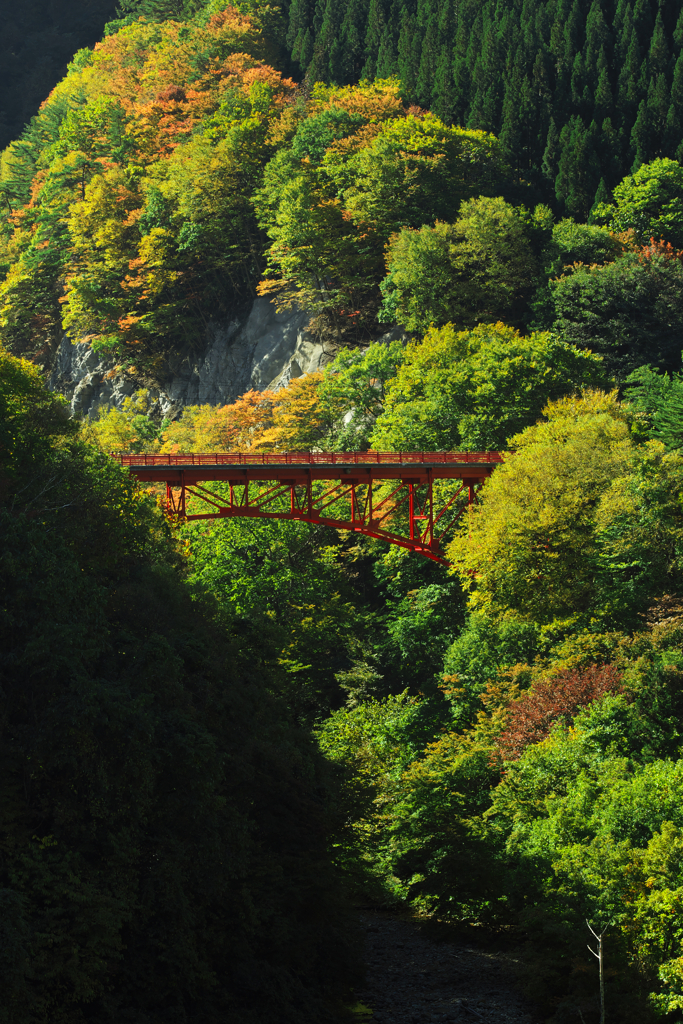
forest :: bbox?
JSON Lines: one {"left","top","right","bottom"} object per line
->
{"left": 3, "top": 1, "right": 683, "bottom": 1023}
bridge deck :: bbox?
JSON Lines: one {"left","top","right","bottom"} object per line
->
{"left": 114, "top": 451, "right": 504, "bottom": 483}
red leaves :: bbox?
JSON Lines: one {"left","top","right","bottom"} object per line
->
{"left": 155, "top": 84, "right": 187, "bottom": 104}
{"left": 496, "top": 663, "right": 624, "bottom": 761}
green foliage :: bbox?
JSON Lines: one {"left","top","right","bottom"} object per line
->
{"left": 387, "top": 732, "right": 502, "bottom": 919}
{"left": 0, "top": 345, "right": 360, "bottom": 1023}
{"left": 0, "top": 345, "right": 74, "bottom": 467}
{"left": 254, "top": 107, "right": 506, "bottom": 341}
{"left": 442, "top": 614, "right": 539, "bottom": 729}
{"left": 183, "top": 512, "right": 381, "bottom": 719}
{"left": 596, "top": 158, "right": 683, "bottom": 247}
{"left": 546, "top": 218, "right": 625, "bottom": 273}
{"left": 448, "top": 391, "right": 638, "bottom": 624}
{"left": 625, "top": 364, "right": 683, "bottom": 450}
{"left": 547, "top": 247, "right": 683, "bottom": 380}
{"left": 85, "top": 388, "right": 166, "bottom": 452}
{"left": 379, "top": 197, "right": 541, "bottom": 332}
{"left": 283, "top": 0, "right": 683, "bottom": 219}
{"left": 371, "top": 322, "right": 607, "bottom": 453}
{"left": 318, "top": 338, "right": 406, "bottom": 450}
{"left": 335, "top": 115, "right": 505, "bottom": 236}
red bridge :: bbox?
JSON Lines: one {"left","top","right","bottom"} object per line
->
{"left": 114, "top": 451, "right": 504, "bottom": 563}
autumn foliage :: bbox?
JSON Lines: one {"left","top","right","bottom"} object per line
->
{"left": 496, "top": 663, "right": 624, "bottom": 761}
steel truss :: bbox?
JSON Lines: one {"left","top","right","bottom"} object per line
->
{"left": 114, "top": 452, "right": 503, "bottom": 563}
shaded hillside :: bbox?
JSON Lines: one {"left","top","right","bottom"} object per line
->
{"left": 0, "top": 0, "right": 118, "bottom": 150}
{"left": 0, "top": 339, "right": 359, "bottom": 1024}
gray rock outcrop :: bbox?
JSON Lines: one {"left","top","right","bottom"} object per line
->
{"left": 48, "top": 297, "right": 336, "bottom": 419}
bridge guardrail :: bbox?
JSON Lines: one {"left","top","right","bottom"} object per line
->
{"left": 112, "top": 451, "right": 505, "bottom": 467}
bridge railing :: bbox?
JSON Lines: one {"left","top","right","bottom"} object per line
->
{"left": 112, "top": 451, "right": 505, "bottom": 467}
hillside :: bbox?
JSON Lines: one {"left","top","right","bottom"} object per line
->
{"left": 3, "top": 0, "right": 682, "bottom": 221}
{"left": 5, "top": 3, "right": 683, "bottom": 1023}
{"left": 2, "top": 0, "right": 683, "bottom": 402}
{"left": 287, "top": 0, "right": 683, "bottom": 216}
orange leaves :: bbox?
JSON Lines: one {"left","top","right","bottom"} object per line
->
{"left": 159, "top": 389, "right": 277, "bottom": 454}
{"left": 639, "top": 237, "right": 683, "bottom": 264}
{"left": 155, "top": 84, "right": 187, "bottom": 103}
{"left": 252, "top": 373, "right": 329, "bottom": 452}
{"left": 206, "top": 8, "right": 254, "bottom": 34}
{"left": 117, "top": 314, "right": 143, "bottom": 329}
{"left": 212, "top": 53, "right": 296, "bottom": 108}
{"left": 158, "top": 374, "right": 331, "bottom": 455}
{"left": 79, "top": 12, "right": 280, "bottom": 164}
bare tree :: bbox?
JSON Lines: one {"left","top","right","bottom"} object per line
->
{"left": 587, "top": 920, "right": 608, "bottom": 1024}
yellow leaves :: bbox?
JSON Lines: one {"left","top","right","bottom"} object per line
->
{"left": 0, "top": 344, "right": 48, "bottom": 421}
{"left": 85, "top": 406, "right": 139, "bottom": 453}
{"left": 159, "top": 390, "right": 277, "bottom": 454}
{"left": 128, "top": 227, "right": 178, "bottom": 299}
{"left": 156, "top": 374, "right": 332, "bottom": 455}
{"left": 252, "top": 373, "right": 328, "bottom": 452}
{"left": 309, "top": 78, "right": 404, "bottom": 123}
{"left": 447, "top": 391, "right": 635, "bottom": 621}
{"left": 68, "top": 168, "right": 141, "bottom": 258}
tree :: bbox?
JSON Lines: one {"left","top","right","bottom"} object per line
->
{"left": 546, "top": 217, "right": 624, "bottom": 273}
{"left": 318, "top": 338, "right": 407, "bottom": 450}
{"left": 253, "top": 371, "right": 334, "bottom": 449}
{"left": 0, "top": 343, "right": 360, "bottom": 1023}
{"left": 447, "top": 391, "right": 634, "bottom": 623}
{"left": 159, "top": 388, "right": 276, "bottom": 453}
{"left": 548, "top": 243, "right": 683, "bottom": 379}
{"left": 183, "top": 511, "right": 373, "bottom": 717}
{"left": 379, "top": 197, "right": 540, "bottom": 332}
{"left": 600, "top": 158, "right": 683, "bottom": 247}
{"left": 624, "top": 363, "right": 683, "bottom": 449}
{"left": 337, "top": 114, "right": 507, "bottom": 237}
{"left": 496, "top": 664, "right": 624, "bottom": 761}
{"left": 371, "top": 322, "right": 607, "bottom": 453}
{"left": 555, "top": 115, "right": 602, "bottom": 219}
{"left": 593, "top": 442, "right": 683, "bottom": 623}
{"left": 255, "top": 106, "right": 506, "bottom": 341}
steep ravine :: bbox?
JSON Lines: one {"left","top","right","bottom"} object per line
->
{"left": 356, "top": 910, "right": 541, "bottom": 1024}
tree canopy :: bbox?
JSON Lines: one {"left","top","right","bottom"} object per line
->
{"left": 370, "top": 322, "right": 607, "bottom": 452}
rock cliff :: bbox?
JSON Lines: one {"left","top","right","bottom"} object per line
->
{"left": 48, "top": 298, "right": 337, "bottom": 419}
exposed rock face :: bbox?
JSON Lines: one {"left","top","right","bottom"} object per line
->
{"left": 48, "top": 298, "right": 336, "bottom": 419}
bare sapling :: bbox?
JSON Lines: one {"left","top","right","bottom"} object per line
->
{"left": 586, "top": 920, "right": 607, "bottom": 1024}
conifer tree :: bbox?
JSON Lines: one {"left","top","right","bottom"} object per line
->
{"left": 338, "top": 0, "right": 367, "bottom": 84}
{"left": 654, "top": 386, "right": 683, "bottom": 450}
{"left": 362, "top": 0, "right": 386, "bottom": 82}
{"left": 542, "top": 117, "right": 560, "bottom": 184}
{"left": 594, "top": 58, "right": 613, "bottom": 123}
{"left": 631, "top": 98, "right": 651, "bottom": 170}
{"left": 589, "top": 176, "right": 611, "bottom": 221}
{"left": 649, "top": 10, "right": 670, "bottom": 78}
{"left": 416, "top": 15, "right": 439, "bottom": 110}
{"left": 397, "top": 9, "right": 420, "bottom": 99}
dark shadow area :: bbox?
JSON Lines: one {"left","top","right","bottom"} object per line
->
{"left": 0, "top": 0, "right": 118, "bottom": 149}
